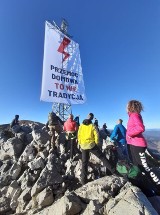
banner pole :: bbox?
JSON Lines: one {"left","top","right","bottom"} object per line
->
{"left": 52, "top": 19, "right": 72, "bottom": 122}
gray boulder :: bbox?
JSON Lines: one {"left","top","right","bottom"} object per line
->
{"left": 0, "top": 196, "right": 11, "bottom": 214}
{"left": 35, "top": 187, "right": 54, "bottom": 208}
{"left": 35, "top": 192, "right": 85, "bottom": 215}
{"left": 31, "top": 165, "right": 63, "bottom": 197}
{"left": 32, "top": 129, "right": 50, "bottom": 145}
{"left": 16, "top": 187, "right": 32, "bottom": 213}
{"left": 1, "top": 137, "right": 24, "bottom": 159}
{"left": 28, "top": 157, "right": 45, "bottom": 170}
{"left": 102, "top": 184, "right": 158, "bottom": 215}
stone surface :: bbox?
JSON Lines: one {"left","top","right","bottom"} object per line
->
{"left": 103, "top": 185, "right": 158, "bottom": 215}
{"left": 0, "top": 121, "right": 159, "bottom": 215}
{"left": 36, "top": 187, "right": 54, "bottom": 208}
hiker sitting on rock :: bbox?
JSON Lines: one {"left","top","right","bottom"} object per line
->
{"left": 46, "top": 111, "right": 63, "bottom": 149}
{"left": 63, "top": 114, "right": 78, "bottom": 159}
{"left": 10, "top": 114, "right": 21, "bottom": 134}
{"left": 78, "top": 113, "right": 116, "bottom": 185}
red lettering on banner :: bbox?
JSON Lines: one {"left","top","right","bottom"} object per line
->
{"left": 54, "top": 83, "right": 64, "bottom": 90}
{"left": 60, "top": 84, "right": 64, "bottom": 90}
{"left": 55, "top": 83, "right": 59, "bottom": 89}
{"left": 66, "top": 85, "right": 77, "bottom": 91}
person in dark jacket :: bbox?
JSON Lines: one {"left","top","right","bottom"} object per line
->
{"left": 99, "top": 123, "right": 110, "bottom": 149}
{"left": 110, "top": 119, "right": 128, "bottom": 160}
{"left": 10, "top": 115, "right": 21, "bottom": 134}
{"left": 46, "top": 111, "right": 63, "bottom": 149}
{"left": 10, "top": 115, "right": 19, "bottom": 128}
{"left": 93, "top": 118, "right": 99, "bottom": 131}
{"left": 74, "top": 115, "right": 80, "bottom": 127}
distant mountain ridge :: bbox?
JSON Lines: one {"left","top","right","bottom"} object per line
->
{"left": 144, "top": 129, "right": 160, "bottom": 155}
{"left": 145, "top": 129, "right": 160, "bottom": 138}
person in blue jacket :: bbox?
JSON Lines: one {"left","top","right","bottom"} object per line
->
{"left": 110, "top": 119, "right": 128, "bottom": 160}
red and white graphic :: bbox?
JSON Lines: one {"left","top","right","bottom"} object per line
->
{"left": 57, "top": 37, "right": 71, "bottom": 62}
{"left": 40, "top": 21, "right": 86, "bottom": 105}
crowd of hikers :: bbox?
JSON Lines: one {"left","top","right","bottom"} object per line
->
{"left": 10, "top": 99, "right": 160, "bottom": 195}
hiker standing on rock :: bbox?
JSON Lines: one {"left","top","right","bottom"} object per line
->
{"left": 110, "top": 119, "right": 128, "bottom": 160}
{"left": 78, "top": 113, "right": 116, "bottom": 185}
{"left": 126, "top": 100, "right": 160, "bottom": 194}
{"left": 74, "top": 115, "right": 80, "bottom": 128}
{"left": 93, "top": 118, "right": 99, "bottom": 131}
{"left": 99, "top": 123, "right": 110, "bottom": 150}
{"left": 46, "top": 111, "right": 63, "bottom": 150}
{"left": 63, "top": 114, "right": 78, "bottom": 159}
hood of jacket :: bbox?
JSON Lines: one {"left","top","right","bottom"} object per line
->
{"left": 66, "top": 118, "right": 74, "bottom": 123}
{"left": 82, "top": 119, "right": 92, "bottom": 125}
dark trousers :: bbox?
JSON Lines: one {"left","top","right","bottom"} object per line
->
{"left": 128, "top": 144, "right": 160, "bottom": 191}
{"left": 81, "top": 145, "right": 115, "bottom": 184}
{"left": 66, "top": 138, "right": 76, "bottom": 159}
{"left": 49, "top": 125, "right": 62, "bottom": 148}
{"left": 116, "top": 142, "right": 129, "bottom": 160}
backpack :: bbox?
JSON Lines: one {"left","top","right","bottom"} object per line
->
{"left": 104, "top": 145, "right": 118, "bottom": 168}
{"left": 48, "top": 112, "right": 58, "bottom": 126}
{"left": 116, "top": 160, "right": 141, "bottom": 179}
{"left": 66, "top": 132, "right": 77, "bottom": 140}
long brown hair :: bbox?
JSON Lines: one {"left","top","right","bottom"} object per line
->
{"left": 127, "top": 100, "right": 144, "bottom": 113}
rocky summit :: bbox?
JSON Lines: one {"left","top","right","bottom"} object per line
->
{"left": 0, "top": 121, "right": 159, "bottom": 215}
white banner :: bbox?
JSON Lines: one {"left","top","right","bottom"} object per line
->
{"left": 40, "top": 21, "right": 86, "bottom": 104}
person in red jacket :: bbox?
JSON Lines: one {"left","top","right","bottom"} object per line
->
{"left": 126, "top": 100, "right": 160, "bottom": 194}
{"left": 63, "top": 114, "right": 78, "bottom": 159}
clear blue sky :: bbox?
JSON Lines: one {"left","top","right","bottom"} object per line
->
{"left": 0, "top": 0, "right": 160, "bottom": 129}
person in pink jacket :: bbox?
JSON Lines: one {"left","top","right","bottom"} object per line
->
{"left": 126, "top": 100, "right": 160, "bottom": 194}
{"left": 63, "top": 114, "right": 78, "bottom": 159}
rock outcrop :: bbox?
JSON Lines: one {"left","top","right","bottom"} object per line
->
{"left": 0, "top": 121, "right": 159, "bottom": 215}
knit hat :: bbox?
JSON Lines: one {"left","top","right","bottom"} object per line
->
{"left": 69, "top": 114, "right": 74, "bottom": 119}
{"left": 103, "top": 123, "right": 107, "bottom": 128}
{"left": 87, "top": 113, "right": 94, "bottom": 119}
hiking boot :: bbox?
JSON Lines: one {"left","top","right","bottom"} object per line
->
{"left": 113, "top": 172, "right": 122, "bottom": 177}
{"left": 112, "top": 169, "right": 122, "bottom": 177}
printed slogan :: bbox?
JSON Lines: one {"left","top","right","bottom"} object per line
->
{"left": 48, "top": 65, "right": 84, "bottom": 101}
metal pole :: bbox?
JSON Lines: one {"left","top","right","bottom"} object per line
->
{"left": 52, "top": 19, "right": 72, "bottom": 122}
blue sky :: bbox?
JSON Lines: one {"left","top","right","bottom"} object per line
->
{"left": 0, "top": 0, "right": 160, "bottom": 129}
